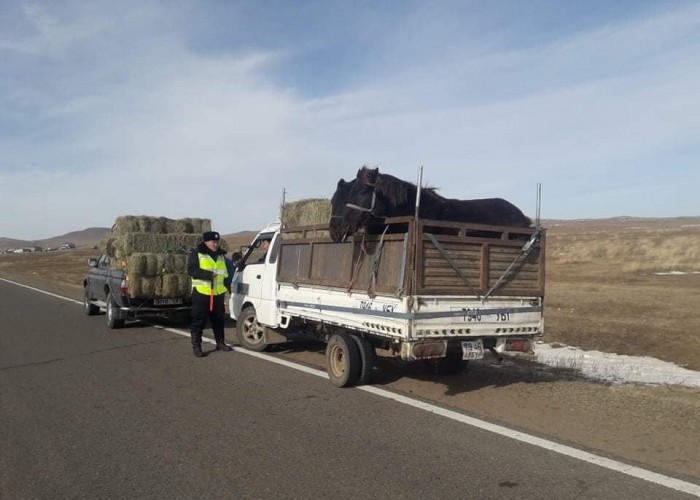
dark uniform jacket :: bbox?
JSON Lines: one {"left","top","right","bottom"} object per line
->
{"left": 187, "top": 242, "right": 227, "bottom": 288}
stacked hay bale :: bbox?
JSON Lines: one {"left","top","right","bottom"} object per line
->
{"left": 281, "top": 199, "right": 331, "bottom": 239}
{"left": 101, "top": 215, "right": 212, "bottom": 299}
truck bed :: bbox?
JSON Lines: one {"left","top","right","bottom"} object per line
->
{"left": 277, "top": 217, "right": 545, "bottom": 299}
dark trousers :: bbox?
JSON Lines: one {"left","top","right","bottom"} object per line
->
{"left": 190, "top": 291, "right": 226, "bottom": 347}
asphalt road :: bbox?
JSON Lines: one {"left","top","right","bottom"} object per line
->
{"left": 0, "top": 279, "right": 697, "bottom": 499}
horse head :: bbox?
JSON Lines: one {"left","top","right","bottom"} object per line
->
{"left": 329, "top": 178, "right": 354, "bottom": 242}
{"left": 329, "top": 166, "right": 389, "bottom": 242}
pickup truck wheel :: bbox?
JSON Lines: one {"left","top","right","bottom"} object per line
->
{"left": 83, "top": 287, "right": 99, "bottom": 316}
{"left": 326, "top": 333, "right": 361, "bottom": 388}
{"left": 351, "top": 335, "right": 375, "bottom": 386}
{"left": 105, "top": 292, "right": 125, "bottom": 329}
{"left": 237, "top": 306, "right": 268, "bottom": 352}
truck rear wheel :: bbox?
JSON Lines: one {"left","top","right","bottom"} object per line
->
{"left": 237, "top": 306, "right": 269, "bottom": 352}
{"left": 105, "top": 292, "right": 125, "bottom": 329}
{"left": 351, "top": 335, "right": 375, "bottom": 386}
{"left": 326, "top": 333, "right": 361, "bottom": 388}
{"left": 430, "top": 349, "right": 469, "bottom": 376}
{"left": 83, "top": 287, "right": 99, "bottom": 316}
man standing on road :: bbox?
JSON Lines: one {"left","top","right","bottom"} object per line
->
{"left": 187, "top": 231, "right": 232, "bottom": 357}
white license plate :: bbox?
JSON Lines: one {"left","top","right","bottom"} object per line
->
{"left": 153, "top": 298, "right": 183, "bottom": 306}
{"left": 462, "top": 340, "right": 484, "bottom": 360}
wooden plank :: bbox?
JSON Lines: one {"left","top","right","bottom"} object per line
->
{"left": 278, "top": 217, "right": 545, "bottom": 298}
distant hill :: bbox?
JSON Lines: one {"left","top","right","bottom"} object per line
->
{"left": 2, "top": 216, "right": 697, "bottom": 252}
{"left": 0, "top": 227, "right": 109, "bottom": 251}
{"left": 222, "top": 231, "right": 258, "bottom": 252}
{"left": 0, "top": 228, "right": 260, "bottom": 252}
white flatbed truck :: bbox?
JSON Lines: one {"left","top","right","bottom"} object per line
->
{"left": 230, "top": 216, "right": 545, "bottom": 387}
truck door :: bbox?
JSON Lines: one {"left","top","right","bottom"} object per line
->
{"left": 232, "top": 233, "right": 280, "bottom": 326}
{"left": 90, "top": 255, "right": 112, "bottom": 301}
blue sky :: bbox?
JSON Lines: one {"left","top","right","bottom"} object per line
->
{"left": 1, "top": 0, "right": 698, "bottom": 240}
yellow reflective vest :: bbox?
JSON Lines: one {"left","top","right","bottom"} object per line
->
{"left": 191, "top": 252, "right": 228, "bottom": 296}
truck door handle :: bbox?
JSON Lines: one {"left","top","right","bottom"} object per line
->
{"left": 256, "top": 275, "right": 261, "bottom": 279}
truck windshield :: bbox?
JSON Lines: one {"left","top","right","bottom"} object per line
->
{"left": 244, "top": 234, "right": 274, "bottom": 265}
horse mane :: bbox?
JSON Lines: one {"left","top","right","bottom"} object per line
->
{"left": 356, "top": 165, "right": 441, "bottom": 207}
{"left": 375, "top": 173, "right": 440, "bottom": 206}
{"left": 374, "top": 173, "right": 408, "bottom": 205}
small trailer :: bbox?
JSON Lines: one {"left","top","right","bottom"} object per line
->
{"left": 230, "top": 216, "right": 545, "bottom": 387}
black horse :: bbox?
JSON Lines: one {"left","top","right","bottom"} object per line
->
{"left": 329, "top": 166, "right": 532, "bottom": 242}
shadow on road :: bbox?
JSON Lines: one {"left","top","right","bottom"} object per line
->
{"left": 252, "top": 339, "right": 586, "bottom": 394}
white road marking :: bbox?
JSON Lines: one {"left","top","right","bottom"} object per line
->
{"left": 3, "top": 276, "right": 699, "bottom": 497}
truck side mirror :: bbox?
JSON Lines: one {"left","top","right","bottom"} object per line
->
{"left": 88, "top": 258, "right": 98, "bottom": 267}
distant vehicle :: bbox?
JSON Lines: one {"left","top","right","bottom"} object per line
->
{"left": 83, "top": 255, "right": 191, "bottom": 328}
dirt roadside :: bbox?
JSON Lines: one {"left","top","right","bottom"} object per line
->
{"left": 1, "top": 269, "right": 698, "bottom": 482}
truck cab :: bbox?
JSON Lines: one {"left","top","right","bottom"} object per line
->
{"left": 229, "top": 221, "right": 282, "bottom": 328}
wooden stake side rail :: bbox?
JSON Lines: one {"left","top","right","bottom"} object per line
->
{"left": 277, "top": 217, "right": 545, "bottom": 298}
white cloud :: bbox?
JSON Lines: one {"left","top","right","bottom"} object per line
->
{"left": 1, "top": 2, "right": 699, "bottom": 239}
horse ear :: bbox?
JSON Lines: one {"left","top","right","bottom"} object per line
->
{"left": 337, "top": 179, "right": 346, "bottom": 188}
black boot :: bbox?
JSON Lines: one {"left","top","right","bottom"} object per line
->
{"left": 193, "top": 345, "right": 204, "bottom": 357}
{"left": 216, "top": 342, "right": 233, "bottom": 351}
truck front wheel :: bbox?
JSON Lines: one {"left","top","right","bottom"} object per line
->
{"left": 237, "top": 306, "right": 269, "bottom": 352}
{"left": 326, "top": 333, "right": 361, "bottom": 388}
{"left": 83, "top": 287, "right": 99, "bottom": 316}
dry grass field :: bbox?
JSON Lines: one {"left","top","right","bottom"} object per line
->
{"left": 544, "top": 217, "right": 700, "bottom": 371}
{"left": 1, "top": 218, "right": 698, "bottom": 370}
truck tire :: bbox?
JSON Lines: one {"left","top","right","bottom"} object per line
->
{"left": 431, "top": 349, "right": 469, "bottom": 376}
{"left": 326, "top": 333, "right": 361, "bottom": 388}
{"left": 351, "top": 334, "right": 375, "bottom": 386}
{"left": 83, "top": 287, "right": 99, "bottom": 316}
{"left": 237, "top": 306, "right": 268, "bottom": 352}
{"left": 105, "top": 292, "right": 125, "bottom": 329}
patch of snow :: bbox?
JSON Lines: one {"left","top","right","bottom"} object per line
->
{"left": 528, "top": 342, "right": 700, "bottom": 388}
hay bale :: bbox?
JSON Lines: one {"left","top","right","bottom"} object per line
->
{"left": 113, "top": 215, "right": 212, "bottom": 235}
{"left": 128, "top": 276, "right": 142, "bottom": 297}
{"left": 126, "top": 273, "right": 192, "bottom": 298}
{"left": 104, "top": 215, "right": 214, "bottom": 298}
{"left": 101, "top": 236, "right": 119, "bottom": 258}
{"left": 161, "top": 274, "right": 191, "bottom": 297}
{"left": 126, "top": 254, "right": 146, "bottom": 275}
{"left": 282, "top": 198, "right": 331, "bottom": 227}
{"left": 115, "top": 233, "right": 201, "bottom": 257}
{"left": 158, "top": 254, "right": 189, "bottom": 274}
{"left": 113, "top": 216, "right": 140, "bottom": 234}
{"left": 176, "top": 218, "right": 211, "bottom": 234}
{"left": 124, "top": 253, "right": 190, "bottom": 277}
{"left": 139, "top": 277, "right": 157, "bottom": 297}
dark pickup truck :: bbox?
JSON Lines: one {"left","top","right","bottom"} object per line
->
{"left": 83, "top": 254, "right": 191, "bottom": 328}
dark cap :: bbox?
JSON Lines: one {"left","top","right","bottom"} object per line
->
{"left": 202, "top": 231, "right": 220, "bottom": 242}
